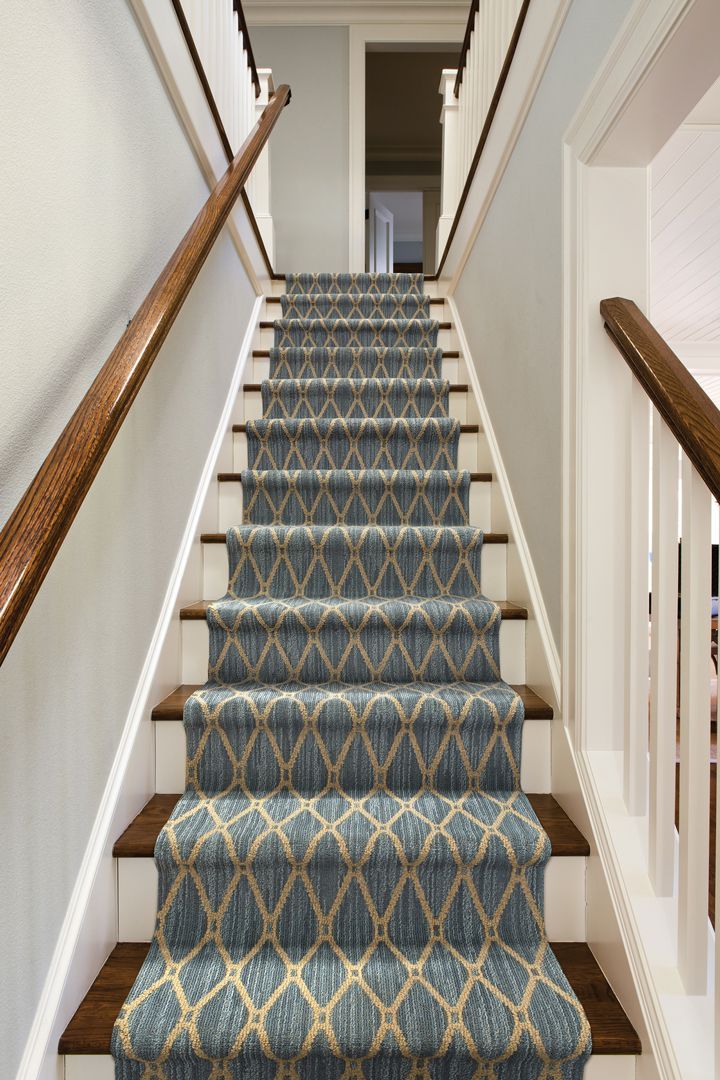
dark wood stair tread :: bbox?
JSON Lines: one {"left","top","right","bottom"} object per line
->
{"left": 59, "top": 941, "right": 639, "bottom": 1055}
{"left": 216, "top": 470, "right": 493, "bottom": 482}
{"left": 252, "top": 349, "right": 461, "bottom": 359}
{"left": 265, "top": 297, "right": 447, "bottom": 306}
{"left": 152, "top": 683, "right": 551, "bottom": 722}
{"left": 200, "top": 530, "right": 508, "bottom": 543}
{"left": 260, "top": 322, "right": 453, "bottom": 330}
{"left": 179, "top": 599, "right": 528, "bottom": 620}
{"left": 233, "top": 422, "right": 480, "bottom": 433}
{"left": 114, "top": 791, "right": 586, "bottom": 860}
{"left": 242, "top": 382, "right": 469, "bottom": 392}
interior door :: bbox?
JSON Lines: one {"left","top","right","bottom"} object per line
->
{"left": 367, "top": 195, "right": 394, "bottom": 272}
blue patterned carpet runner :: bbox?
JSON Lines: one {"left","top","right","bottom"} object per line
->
{"left": 113, "top": 273, "right": 591, "bottom": 1077}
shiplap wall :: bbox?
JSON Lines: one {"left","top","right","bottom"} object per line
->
{"left": 651, "top": 126, "right": 720, "bottom": 350}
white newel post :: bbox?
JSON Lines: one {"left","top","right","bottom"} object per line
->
{"left": 252, "top": 68, "right": 275, "bottom": 264}
{"left": 436, "top": 69, "right": 460, "bottom": 264}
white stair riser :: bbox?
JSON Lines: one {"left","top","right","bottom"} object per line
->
{"left": 201, "top": 538, "right": 507, "bottom": 604}
{"left": 116, "top": 853, "right": 585, "bottom": 944}
{"left": 242, "top": 389, "right": 468, "bottom": 423}
{"left": 258, "top": 327, "right": 457, "bottom": 351}
{"left": 217, "top": 476, "right": 493, "bottom": 532}
{"left": 180, "top": 615, "right": 526, "bottom": 687}
{"left": 232, "top": 431, "right": 480, "bottom": 472}
{"left": 65, "top": 1054, "right": 635, "bottom": 1079}
{"left": 252, "top": 356, "right": 462, "bottom": 383}
{"left": 154, "top": 712, "right": 548, "bottom": 796}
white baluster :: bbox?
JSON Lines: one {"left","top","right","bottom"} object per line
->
{"left": 649, "top": 412, "right": 679, "bottom": 895}
{"left": 238, "top": 31, "right": 247, "bottom": 144}
{"left": 436, "top": 70, "right": 460, "bottom": 263}
{"left": 624, "top": 382, "right": 650, "bottom": 814}
{"left": 461, "top": 45, "right": 470, "bottom": 182}
{"left": 481, "top": 0, "right": 490, "bottom": 129}
{"left": 470, "top": 9, "right": 480, "bottom": 151}
{"left": 251, "top": 68, "right": 275, "bottom": 262}
{"left": 678, "top": 456, "right": 712, "bottom": 993}
{"left": 232, "top": 11, "right": 241, "bottom": 152}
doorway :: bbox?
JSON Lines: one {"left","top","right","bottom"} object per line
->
{"left": 364, "top": 48, "right": 459, "bottom": 274}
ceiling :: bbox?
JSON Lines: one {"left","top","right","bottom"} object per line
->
{"left": 651, "top": 75, "right": 720, "bottom": 360}
{"left": 366, "top": 50, "right": 460, "bottom": 177}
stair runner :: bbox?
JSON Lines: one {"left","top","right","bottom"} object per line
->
{"left": 112, "top": 273, "right": 591, "bottom": 1078}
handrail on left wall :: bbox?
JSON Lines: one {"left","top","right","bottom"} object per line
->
{"left": 0, "top": 84, "right": 291, "bottom": 668}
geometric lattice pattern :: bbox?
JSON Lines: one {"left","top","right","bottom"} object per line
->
{"left": 274, "top": 318, "right": 440, "bottom": 349}
{"left": 281, "top": 294, "right": 430, "bottom": 319}
{"left": 285, "top": 272, "right": 424, "bottom": 296}
{"left": 240, "top": 471, "right": 471, "bottom": 526}
{"left": 113, "top": 273, "right": 591, "bottom": 1078}
{"left": 245, "top": 418, "right": 460, "bottom": 472}
{"left": 269, "top": 348, "right": 442, "bottom": 381}
{"left": 261, "top": 379, "right": 450, "bottom": 419}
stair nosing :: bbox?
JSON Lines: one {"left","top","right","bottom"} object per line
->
{"left": 259, "top": 321, "right": 453, "bottom": 330}
{"left": 232, "top": 422, "right": 480, "bottom": 433}
{"left": 58, "top": 940, "right": 640, "bottom": 1056}
{"left": 251, "top": 350, "right": 460, "bottom": 359}
{"left": 216, "top": 470, "right": 493, "bottom": 482}
{"left": 200, "top": 530, "right": 508, "bottom": 544}
{"left": 113, "top": 792, "right": 588, "bottom": 860}
{"left": 151, "top": 683, "right": 551, "bottom": 722}
{"left": 179, "top": 598, "right": 528, "bottom": 621}
{"left": 243, "top": 382, "right": 469, "bottom": 393}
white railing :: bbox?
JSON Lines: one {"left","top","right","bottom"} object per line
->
{"left": 437, "top": 0, "right": 526, "bottom": 261}
{"left": 602, "top": 299, "right": 718, "bottom": 1020}
{"left": 182, "top": 0, "right": 275, "bottom": 261}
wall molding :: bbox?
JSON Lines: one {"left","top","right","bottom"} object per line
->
{"left": 17, "top": 297, "right": 262, "bottom": 1080}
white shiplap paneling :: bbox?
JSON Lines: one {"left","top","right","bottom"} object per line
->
{"left": 651, "top": 126, "right": 720, "bottom": 347}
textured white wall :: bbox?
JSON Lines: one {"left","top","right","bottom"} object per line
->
{"left": 453, "top": 0, "right": 636, "bottom": 646}
{"left": 251, "top": 27, "right": 349, "bottom": 271}
{"left": 0, "top": 1, "right": 256, "bottom": 1072}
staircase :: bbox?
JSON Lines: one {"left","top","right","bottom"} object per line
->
{"left": 59, "top": 274, "right": 640, "bottom": 1078}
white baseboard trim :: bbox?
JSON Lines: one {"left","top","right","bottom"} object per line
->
{"left": 448, "top": 296, "right": 561, "bottom": 706}
{"left": 16, "top": 295, "right": 262, "bottom": 1080}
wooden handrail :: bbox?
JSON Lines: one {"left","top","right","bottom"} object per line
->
{"left": 454, "top": 0, "right": 479, "bottom": 98}
{"left": 434, "top": 0, "right": 531, "bottom": 279}
{"left": 601, "top": 297, "right": 720, "bottom": 503}
{"left": 233, "top": 0, "right": 261, "bottom": 99}
{"left": 0, "top": 85, "right": 291, "bottom": 667}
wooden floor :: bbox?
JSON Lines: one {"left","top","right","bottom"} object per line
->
{"left": 59, "top": 941, "right": 641, "bottom": 1056}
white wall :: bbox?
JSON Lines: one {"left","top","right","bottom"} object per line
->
{"left": 0, "top": 1, "right": 257, "bottom": 1073}
{"left": 453, "top": 0, "right": 636, "bottom": 646}
{"left": 251, "top": 27, "right": 349, "bottom": 271}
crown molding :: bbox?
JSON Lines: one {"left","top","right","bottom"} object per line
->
{"left": 245, "top": 1, "right": 467, "bottom": 26}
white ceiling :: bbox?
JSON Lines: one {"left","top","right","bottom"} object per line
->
{"left": 651, "top": 75, "right": 720, "bottom": 357}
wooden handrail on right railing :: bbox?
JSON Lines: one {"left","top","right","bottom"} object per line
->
{"left": 0, "top": 85, "right": 291, "bottom": 668}
{"left": 601, "top": 297, "right": 720, "bottom": 502}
